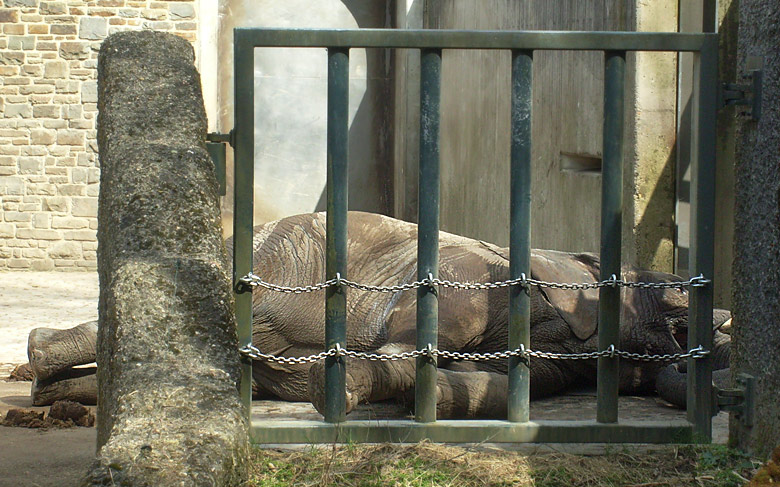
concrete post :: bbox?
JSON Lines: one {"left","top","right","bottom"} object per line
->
{"left": 730, "top": 2, "right": 780, "bottom": 459}
{"left": 84, "top": 31, "right": 248, "bottom": 485}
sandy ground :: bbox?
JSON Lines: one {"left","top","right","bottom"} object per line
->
{"left": 0, "top": 271, "right": 99, "bottom": 366}
{"left": 0, "top": 270, "right": 730, "bottom": 486}
{"left": 0, "top": 271, "right": 99, "bottom": 487}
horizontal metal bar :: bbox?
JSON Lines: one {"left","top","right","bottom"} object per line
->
{"left": 235, "top": 28, "right": 713, "bottom": 52}
{"left": 250, "top": 419, "right": 693, "bottom": 444}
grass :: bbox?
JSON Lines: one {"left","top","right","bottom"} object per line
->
{"left": 248, "top": 442, "right": 762, "bottom": 487}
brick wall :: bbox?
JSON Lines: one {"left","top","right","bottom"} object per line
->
{"left": 0, "top": 0, "right": 198, "bottom": 271}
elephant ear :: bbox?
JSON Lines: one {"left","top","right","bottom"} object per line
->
{"left": 531, "top": 250, "right": 601, "bottom": 340}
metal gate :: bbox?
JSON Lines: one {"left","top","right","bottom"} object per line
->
{"left": 226, "top": 28, "right": 718, "bottom": 445}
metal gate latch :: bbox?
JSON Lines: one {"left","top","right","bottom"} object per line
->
{"left": 714, "top": 373, "right": 755, "bottom": 427}
{"left": 206, "top": 130, "right": 234, "bottom": 196}
{"left": 721, "top": 57, "right": 763, "bottom": 121}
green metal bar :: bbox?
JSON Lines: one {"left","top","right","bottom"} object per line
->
{"left": 250, "top": 419, "right": 693, "bottom": 444}
{"left": 687, "top": 37, "right": 717, "bottom": 442}
{"left": 597, "top": 51, "right": 625, "bottom": 424}
{"left": 415, "top": 48, "right": 441, "bottom": 424}
{"left": 508, "top": 49, "right": 533, "bottom": 423}
{"left": 325, "top": 47, "right": 350, "bottom": 424}
{"left": 235, "top": 28, "right": 712, "bottom": 52}
{"left": 233, "top": 33, "right": 255, "bottom": 415}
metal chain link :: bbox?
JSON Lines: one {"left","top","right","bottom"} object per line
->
{"left": 239, "top": 343, "right": 709, "bottom": 364}
{"left": 238, "top": 272, "right": 710, "bottom": 294}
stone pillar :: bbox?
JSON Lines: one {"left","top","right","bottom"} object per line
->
{"left": 730, "top": 2, "right": 780, "bottom": 459}
{"left": 84, "top": 31, "right": 248, "bottom": 485}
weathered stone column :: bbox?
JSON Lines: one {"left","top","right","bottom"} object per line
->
{"left": 730, "top": 2, "right": 780, "bottom": 459}
{"left": 84, "top": 31, "right": 248, "bottom": 485}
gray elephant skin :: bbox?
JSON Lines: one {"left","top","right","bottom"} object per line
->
{"left": 27, "top": 211, "right": 730, "bottom": 416}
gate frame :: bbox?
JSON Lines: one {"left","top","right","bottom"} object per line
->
{"left": 231, "top": 28, "right": 718, "bottom": 444}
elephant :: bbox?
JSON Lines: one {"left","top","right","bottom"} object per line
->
{"left": 26, "top": 211, "right": 731, "bottom": 417}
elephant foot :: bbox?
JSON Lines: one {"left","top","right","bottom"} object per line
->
{"left": 28, "top": 321, "right": 98, "bottom": 381}
{"left": 306, "top": 361, "right": 361, "bottom": 417}
{"left": 26, "top": 321, "right": 99, "bottom": 406}
{"left": 32, "top": 366, "right": 97, "bottom": 406}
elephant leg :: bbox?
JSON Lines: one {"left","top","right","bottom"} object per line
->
{"left": 307, "top": 343, "right": 417, "bottom": 416}
{"left": 28, "top": 321, "right": 98, "bottom": 381}
{"left": 251, "top": 347, "right": 319, "bottom": 402}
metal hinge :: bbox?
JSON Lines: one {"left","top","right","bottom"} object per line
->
{"left": 714, "top": 373, "right": 755, "bottom": 427}
{"left": 721, "top": 57, "right": 763, "bottom": 121}
{"left": 206, "top": 130, "right": 234, "bottom": 196}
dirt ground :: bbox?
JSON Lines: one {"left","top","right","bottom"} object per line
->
{"left": 0, "top": 271, "right": 730, "bottom": 486}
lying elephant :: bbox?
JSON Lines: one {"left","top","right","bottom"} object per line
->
{"left": 29, "top": 211, "right": 731, "bottom": 417}
{"left": 247, "top": 212, "right": 731, "bottom": 417}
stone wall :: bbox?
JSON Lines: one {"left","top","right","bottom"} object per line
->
{"left": 0, "top": 0, "right": 198, "bottom": 271}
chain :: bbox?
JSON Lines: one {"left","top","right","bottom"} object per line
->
{"left": 238, "top": 272, "right": 710, "bottom": 294}
{"left": 239, "top": 343, "right": 709, "bottom": 364}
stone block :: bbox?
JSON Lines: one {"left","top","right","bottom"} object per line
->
{"left": 59, "top": 42, "right": 90, "bottom": 60}
{"left": 52, "top": 216, "right": 88, "bottom": 229}
{"left": 5, "top": 104, "right": 32, "bottom": 118}
{"left": 71, "top": 167, "right": 87, "bottom": 183}
{"left": 20, "top": 85, "right": 56, "bottom": 95}
{"left": 44, "top": 60, "right": 68, "bottom": 78}
{"left": 63, "top": 229, "right": 96, "bottom": 240}
{"left": 8, "top": 36, "right": 35, "bottom": 51}
{"left": 4, "top": 77, "right": 30, "bottom": 85}
{"left": 0, "top": 51, "right": 25, "bottom": 65}
{"left": 30, "top": 129, "right": 56, "bottom": 145}
{"left": 48, "top": 240, "right": 80, "bottom": 258}
{"left": 40, "top": 2, "right": 67, "bottom": 15}
{"left": 169, "top": 3, "right": 195, "bottom": 19}
{"left": 33, "top": 105, "right": 60, "bottom": 118}
{"left": 19, "top": 157, "right": 44, "bottom": 175}
{"left": 7, "top": 259, "right": 32, "bottom": 269}
{"left": 5, "top": 211, "right": 31, "bottom": 222}
{"left": 29, "top": 24, "right": 48, "bottom": 34}
{"left": 6, "top": 0, "right": 39, "bottom": 7}
{"left": 79, "top": 17, "right": 108, "bottom": 40}
{"left": 0, "top": 10, "right": 19, "bottom": 23}
{"left": 51, "top": 24, "right": 77, "bottom": 35}
{"left": 0, "top": 177, "right": 24, "bottom": 196}
{"left": 33, "top": 213, "right": 51, "bottom": 228}
{"left": 57, "top": 129, "right": 84, "bottom": 145}
{"left": 62, "top": 104, "right": 82, "bottom": 119}
{"left": 72, "top": 197, "right": 97, "bottom": 217}
{"left": 31, "top": 259, "right": 55, "bottom": 271}
{"left": 0, "top": 223, "right": 14, "bottom": 237}
{"left": 17, "top": 228, "right": 61, "bottom": 240}
{"left": 43, "top": 196, "right": 68, "bottom": 211}
{"left": 57, "top": 184, "right": 85, "bottom": 196}
{"left": 81, "top": 81, "right": 98, "bottom": 103}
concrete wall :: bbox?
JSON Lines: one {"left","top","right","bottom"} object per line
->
{"left": 216, "top": 0, "right": 393, "bottom": 235}
{"left": 0, "top": 0, "right": 201, "bottom": 271}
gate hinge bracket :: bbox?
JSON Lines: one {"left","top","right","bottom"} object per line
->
{"left": 713, "top": 373, "right": 755, "bottom": 428}
{"left": 721, "top": 59, "right": 763, "bottom": 121}
{"left": 205, "top": 130, "right": 234, "bottom": 196}
{"left": 206, "top": 129, "right": 235, "bottom": 148}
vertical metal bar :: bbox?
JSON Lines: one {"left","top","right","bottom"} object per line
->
{"left": 415, "top": 48, "right": 441, "bottom": 424}
{"left": 324, "top": 47, "right": 350, "bottom": 424}
{"left": 233, "top": 32, "right": 254, "bottom": 415}
{"left": 687, "top": 37, "right": 717, "bottom": 442}
{"left": 508, "top": 49, "right": 533, "bottom": 423}
{"left": 597, "top": 50, "right": 625, "bottom": 424}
